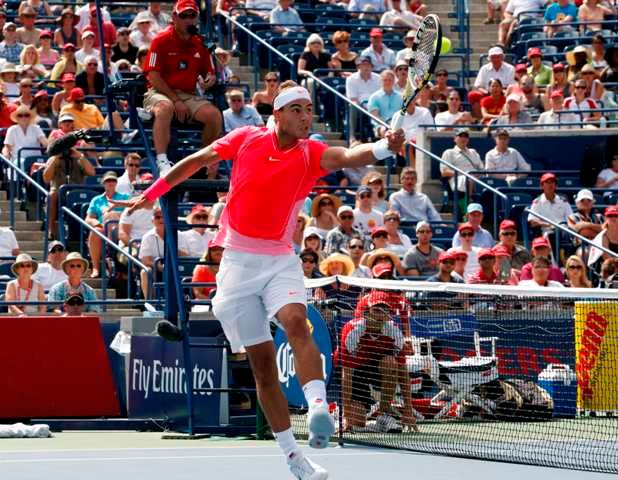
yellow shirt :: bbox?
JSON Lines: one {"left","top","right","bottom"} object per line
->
{"left": 59, "top": 103, "right": 105, "bottom": 129}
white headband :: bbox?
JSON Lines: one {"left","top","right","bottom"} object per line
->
{"left": 273, "top": 86, "right": 312, "bottom": 111}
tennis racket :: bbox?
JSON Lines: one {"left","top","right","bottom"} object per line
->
{"left": 392, "top": 14, "right": 442, "bottom": 130}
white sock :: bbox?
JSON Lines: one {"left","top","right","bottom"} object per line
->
{"left": 303, "top": 379, "right": 327, "bottom": 407}
{"left": 156, "top": 153, "right": 168, "bottom": 163}
{"left": 274, "top": 427, "right": 299, "bottom": 458}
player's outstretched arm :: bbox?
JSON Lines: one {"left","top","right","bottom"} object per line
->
{"left": 320, "top": 129, "right": 405, "bottom": 171}
{"left": 127, "top": 146, "right": 222, "bottom": 213}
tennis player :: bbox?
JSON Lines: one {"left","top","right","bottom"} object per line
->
{"left": 129, "top": 81, "right": 405, "bottom": 480}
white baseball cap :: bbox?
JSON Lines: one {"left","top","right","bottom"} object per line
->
{"left": 506, "top": 93, "right": 521, "bottom": 103}
{"left": 337, "top": 205, "right": 354, "bottom": 217}
{"left": 488, "top": 46, "right": 504, "bottom": 57}
{"left": 575, "top": 189, "right": 594, "bottom": 203}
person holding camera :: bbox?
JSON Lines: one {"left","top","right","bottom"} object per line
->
{"left": 42, "top": 131, "right": 96, "bottom": 239}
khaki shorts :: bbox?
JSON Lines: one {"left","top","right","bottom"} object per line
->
{"left": 143, "top": 89, "right": 212, "bottom": 121}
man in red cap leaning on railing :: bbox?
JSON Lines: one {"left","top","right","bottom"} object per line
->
{"left": 144, "top": 0, "right": 221, "bottom": 175}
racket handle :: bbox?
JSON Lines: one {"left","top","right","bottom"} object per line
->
{"left": 392, "top": 114, "right": 404, "bottom": 130}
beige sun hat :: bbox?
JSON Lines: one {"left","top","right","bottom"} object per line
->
{"left": 61, "top": 251, "right": 89, "bottom": 274}
{"left": 319, "top": 253, "right": 355, "bottom": 276}
{"left": 11, "top": 253, "right": 38, "bottom": 275}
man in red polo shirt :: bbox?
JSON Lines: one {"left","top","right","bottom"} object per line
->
{"left": 82, "top": 5, "right": 117, "bottom": 48}
{"left": 467, "top": 248, "right": 498, "bottom": 284}
{"left": 144, "top": 0, "right": 221, "bottom": 175}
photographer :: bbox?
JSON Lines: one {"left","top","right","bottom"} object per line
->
{"left": 43, "top": 130, "right": 96, "bottom": 239}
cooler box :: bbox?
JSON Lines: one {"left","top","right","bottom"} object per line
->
{"left": 538, "top": 364, "right": 577, "bottom": 418}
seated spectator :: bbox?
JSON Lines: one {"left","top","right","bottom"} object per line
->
{"left": 342, "top": 162, "right": 376, "bottom": 187}
{"left": 537, "top": 90, "right": 580, "bottom": 128}
{"left": 395, "top": 30, "right": 415, "bottom": 63}
{"left": 361, "top": 29, "right": 396, "bottom": 73}
{"left": 587, "top": 206, "right": 618, "bottom": 268}
{"left": 481, "top": 78, "right": 507, "bottom": 124}
{"left": 179, "top": 204, "right": 214, "bottom": 257}
{"left": 346, "top": 56, "right": 380, "bottom": 143}
{"left": 379, "top": 0, "right": 422, "bottom": 29}
{"left": 112, "top": 27, "right": 138, "bottom": 64}
{"left": 192, "top": 242, "right": 223, "bottom": 300}
{"left": 520, "top": 237, "right": 565, "bottom": 282}
{"left": 19, "top": 44, "right": 47, "bottom": 79}
{"left": 495, "top": 219, "right": 531, "bottom": 270}
{"left": 0, "top": 63, "right": 20, "bottom": 99}
{"left": 32, "top": 91, "right": 54, "bottom": 129}
{"left": 330, "top": 31, "right": 358, "bottom": 78}
{"left": 547, "top": 63, "right": 571, "bottom": 99}
{"left": 223, "top": 89, "right": 264, "bottom": 132}
{"left": 0, "top": 83, "right": 17, "bottom": 130}
{"left": 427, "top": 251, "right": 464, "bottom": 282}
{"left": 354, "top": 185, "right": 384, "bottom": 239}
{"left": 215, "top": 47, "right": 234, "bottom": 84}
{"left": 497, "top": 0, "right": 546, "bottom": 44}
{"left": 600, "top": 45, "right": 618, "bottom": 83}
{"left": 293, "top": 212, "right": 308, "bottom": 254}
{"left": 394, "top": 60, "right": 409, "bottom": 95}
{"left": 484, "top": 129, "right": 531, "bottom": 184}
{"left": 246, "top": 0, "right": 277, "bottom": 21}
{"left": 368, "top": 71, "right": 402, "bottom": 138}
{"left": 309, "top": 193, "right": 341, "bottom": 238}
{"left": 390, "top": 101, "right": 433, "bottom": 165}
{"left": 402, "top": 221, "right": 443, "bottom": 276}
{"left": 518, "top": 255, "right": 565, "bottom": 287}
{"left": 544, "top": 0, "right": 578, "bottom": 37}
{"left": 340, "top": 292, "right": 414, "bottom": 431}
{"left": 527, "top": 48, "right": 552, "bottom": 87}
{"left": 130, "top": 2, "right": 172, "bottom": 33}
{"left": 581, "top": 64, "right": 616, "bottom": 111}
{"left": 252, "top": 72, "right": 279, "bottom": 117}
{"left": 50, "top": 43, "right": 83, "bottom": 81}
{"left": 298, "top": 34, "right": 330, "bottom": 82}
{"left": 510, "top": 63, "right": 528, "bottom": 91}
{"left": 467, "top": 248, "right": 499, "bottom": 284}
{"left": 42, "top": 144, "right": 95, "bottom": 239}
{"left": 61, "top": 292, "right": 85, "bottom": 316}
{"left": 51, "top": 73, "right": 76, "bottom": 115}
{"left": 16, "top": 6, "right": 40, "bottom": 47}
{"left": 32, "top": 241, "right": 68, "bottom": 291}
{"left": 54, "top": 7, "right": 81, "bottom": 49}
{"left": 347, "top": 236, "right": 372, "bottom": 278}
{"left": 474, "top": 46, "right": 515, "bottom": 94}
{"left": 116, "top": 153, "right": 143, "bottom": 196}
{"left": 362, "top": 171, "right": 389, "bottom": 213}
{"left": 440, "top": 129, "right": 484, "bottom": 198}
{"left": 528, "top": 172, "right": 573, "bottom": 237}
{"left": 364, "top": 247, "right": 406, "bottom": 277}
{"left": 85, "top": 171, "right": 131, "bottom": 278}
{"left": 0, "top": 23, "right": 25, "bottom": 66}
{"left": 567, "top": 189, "right": 604, "bottom": 252}
{"left": 60, "top": 87, "right": 124, "bottom": 131}
{"left": 596, "top": 154, "right": 618, "bottom": 189}
{"left": 314, "top": 253, "right": 360, "bottom": 302}
{"left": 416, "top": 83, "right": 438, "bottom": 115}
{"left": 435, "top": 90, "right": 473, "bottom": 131}
{"left": 142, "top": 1, "right": 221, "bottom": 174}
{"left": 347, "top": 0, "right": 386, "bottom": 16}
{"left": 6, "top": 253, "right": 45, "bottom": 315}
{"left": 15, "top": 78, "right": 35, "bottom": 108}
{"left": 303, "top": 226, "right": 325, "bottom": 261}
{"left": 457, "top": 222, "right": 480, "bottom": 280}
{"left": 430, "top": 69, "right": 453, "bottom": 102}
{"left": 598, "top": 257, "right": 618, "bottom": 288}
{"left": 75, "top": 55, "right": 105, "bottom": 96}
{"left": 300, "top": 248, "right": 321, "bottom": 279}
{"left": 48, "top": 251, "right": 99, "bottom": 313}
{"left": 269, "top": 0, "right": 304, "bottom": 34}
{"left": 388, "top": 167, "right": 441, "bottom": 222}
{"left": 118, "top": 199, "right": 155, "bottom": 249}
{"left": 566, "top": 45, "right": 590, "bottom": 81}
{"left": 132, "top": 46, "right": 149, "bottom": 73}
{"left": 382, "top": 209, "right": 413, "bottom": 257}
{"left": 492, "top": 244, "right": 520, "bottom": 284}
{"left": 590, "top": 34, "right": 607, "bottom": 70}
{"left": 519, "top": 76, "right": 545, "bottom": 114}
{"left": 48, "top": 112, "right": 76, "bottom": 142}
{"left": 325, "top": 206, "right": 363, "bottom": 255}
{"left": 82, "top": 5, "right": 117, "bottom": 48}
{"left": 76, "top": 31, "right": 100, "bottom": 66}
{"left": 452, "top": 203, "right": 495, "bottom": 248}
{"left": 564, "top": 254, "right": 592, "bottom": 287}
{"left": 494, "top": 94, "right": 533, "bottom": 128}
{"left": 2, "top": 104, "right": 47, "bottom": 173}
{"left": 579, "top": 0, "right": 614, "bottom": 32}
{"left": 130, "top": 12, "right": 155, "bottom": 50}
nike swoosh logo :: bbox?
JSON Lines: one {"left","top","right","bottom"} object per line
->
{"left": 268, "top": 157, "right": 281, "bottom": 162}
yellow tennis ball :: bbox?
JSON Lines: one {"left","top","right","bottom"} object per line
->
{"left": 440, "top": 37, "right": 452, "bottom": 55}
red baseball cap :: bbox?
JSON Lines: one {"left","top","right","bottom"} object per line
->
{"left": 371, "top": 226, "right": 388, "bottom": 237}
{"left": 140, "top": 172, "right": 154, "bottom": 182}
{"left": 366, "top": 290, "right": 392, "bottom": 309}
{"left": 552, "top": 63, "right": 565, "bottom": 72}
{"left": 550, "top": 90, "right": 564, "bottom": 99}
{"left": 540, "top": 172, "right": 556, "bottom": 184}
{"left": 450, "top": 248, "right": 468, "bottom": 259}
{"left": 515, "top": 63, "right": 527, "bottom": 73}
{"left": 208, "top": 240, "right": 223, "bottom": 249}
{"left": 372, "top": 262, "right": 393, "bottom": 278}
{"left": 63, "top": 42, "right": 76, "bottom": 51}
{"left": 174, "top": 0, "right": 199, "bottom": 14}
{"left": 527, "top": 47, "right": 542, "bottom": 58}
{"left": 477, "top": 248, "right": 495, "bottom": 260}
{"left": 605, "top": 205, "right": 618, "bottom": 217}
{"left": 458, "top": 222, "right": 474, "bottom": 233}
{"left": 39, "top": 29, "right": 52, "bottom": 38}
{"left": 532, "top": 237, "right": 550, "bottom": 249}
{"left": 67, "top": 87, "right": 85, "bottom": 102}
{"left": 61, "top": 72, "right": 75, "bottom": 82}
{"left": 499, "top": 219, "right": 517, "bottom": 231}
{"left": 369, "top": 28, "right": 383, "bottom": 37}
{"left": 438, "top": 251, "right": 455, "bottom": 262}
{"left": 492, "top": 245, "right": 511, "bottom": 258}
{"left": 190, "top": 204, "right": 208, "bottom": 215}
{"left": 34, "top": 90, "right": 49, "bottom": 99}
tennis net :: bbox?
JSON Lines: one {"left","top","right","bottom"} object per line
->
{"left": 286, "top": 277, "right": 618, "bottom": 473}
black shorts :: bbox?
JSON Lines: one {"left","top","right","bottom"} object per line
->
{"left": 351, "top": 362, "right": 382, "bottom": 410}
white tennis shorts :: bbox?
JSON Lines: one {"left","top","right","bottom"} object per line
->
{"left": 211, "top": 249, "right": 306, "bottom": 352}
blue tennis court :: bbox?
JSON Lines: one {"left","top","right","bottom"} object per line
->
{"left": 0, "top": 432, "right": 615, "bottom": 480}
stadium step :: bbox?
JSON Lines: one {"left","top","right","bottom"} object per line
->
{"left": 0, "top": 211, "right": 27, "bottom": 221}
{"left": 13, "top": 230, "right": 43, "bottom": 242}
{"left": 1, "top": 220, "right": 42, "bottom": 231}
{"left": 17, "top": 240, "right": 47, "bottom": 251}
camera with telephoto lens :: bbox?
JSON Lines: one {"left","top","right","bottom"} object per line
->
{"left": 46, "top": 129, "right": 102, "bottom": 158}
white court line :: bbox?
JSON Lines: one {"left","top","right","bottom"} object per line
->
{"left": 0, "top": 451, "right": 399, "bottom": 464}
{"left": 0, "top": 444, "right": 284, "bottom": 455}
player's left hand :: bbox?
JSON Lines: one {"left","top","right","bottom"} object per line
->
{"left": 385, "top": 128, "right": 406, "bottom": 154}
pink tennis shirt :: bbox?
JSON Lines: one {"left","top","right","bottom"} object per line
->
{"left": 211, "top": 126, "right": 329, "bottom": 255}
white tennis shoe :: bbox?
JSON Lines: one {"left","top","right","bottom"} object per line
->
{"left": 307, "top": 399, "right": 335, "bottom": 449}
{"left": 287, "top": 451, "right": 328, "bottom": 479}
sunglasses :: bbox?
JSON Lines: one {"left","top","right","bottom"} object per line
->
{"left": 460, "top": 232, "right": 474, "bottom": 237}
{"left": 349, "top": 244, "right": 363, "bottom": 250}
{"left": 119, "top": 31, "right": 129, "bottom": 36}
{"left": 16, "top": 263, "right": 33, "bottom": 269}
{"left": 319, "top": 200, "right": 333, "bottom": 206}
{"left": 436, "top": 73, "right": 447, "bottom": 77}
{"left": 17, "top": 113, "right": 31, "bottom": 118}
{"left": 87, "top": 63, "right": 98, "bottom": 66}
{"left": 50, "top": 247, "right": 65, "bottom": 253}
{"left": 128, "top": 163, "right": 140, "bottom": 168}
{"left": 395, "top": 66, "right": 408, "bottom": 71}
{"left": 178, "top": 11, "right": 198, "bottom": 19}
{"left": 441, "top": 260, "right": 455, "bottom": 265}
{"left": 373, "top": 233, "right": 388, "bottom": 239}
{"left": 448, "top": 97, "right": 460, "bottom": 101}
{"left": 334, "top": 40, "right": 349, "bottom": 44}
{"left": 567, "top": 265, "right": 583, "bottom": 270}
{"left": 193, "top": 214, "right": 208, "bottom": 220}
{"left": 265, "top": 78, "right": 278, "bottom": 83}
{"left": 455, "top": 257, "right": 467, "bottom": 261}
{"left": 417, "top": 230, "right": 432, "bottom": 234}
{"left": 68, "top": 263, "right": 83, "bottom": 269}
{"left": 500, "top": 231, "right": 516, "bottom": 236}
{"left": 65, "top": 48, "right": 76, "bottom": 52}
{"left": 359, "top": 193, "right": 372, "bottom": 199}
{"left": 385, "top": 217, "right": 399, "bottom": 222}
{"left": 301, "top": 257, "right": 316, "bottom": 264}
{"left": 533, "top": 265, "right": 550, "bottom": 269}
{"left": 340, "top": 215, "right": 353, "bottom": 220}
{"left": 575, "top": 86, "right": 587, "bottom": 90}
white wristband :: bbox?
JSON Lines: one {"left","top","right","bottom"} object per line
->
{"left": 372, "top": 139, "right": 394, "bottom": 161}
